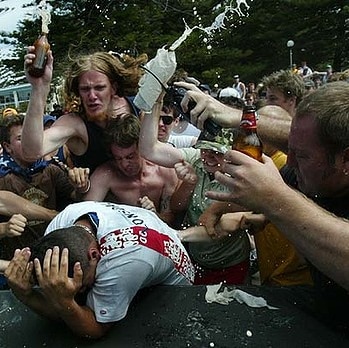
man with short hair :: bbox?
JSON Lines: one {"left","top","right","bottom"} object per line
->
{"left": 139, "top": 100, "right": 250, "bottom": 285}
{"left": 261, "top": 69, "right": 305, "bottom": 118}
{"left": 83, "top": 114, "right": 179, "bottom": 226}
{"left": 205, "top": 82, "right": 349, "bottom": 332}
{"left": 0, "top": 114, "right": 89, "bottom": 260}
{"left": 5, "top": 201, "right": 214, "bottom": 338}
{"left": 157, "top": 99, "right": 197, "bottom": 148}
{"left": 230, "top": 71, "right": 309, "bottom": 286}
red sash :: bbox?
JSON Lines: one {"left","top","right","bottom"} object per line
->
{"left": 99, "top": 226, "right": 195, "bottom": 283}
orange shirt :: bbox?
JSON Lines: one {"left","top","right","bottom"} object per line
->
{"left": 254, "top": 151, "right": 313, "bottom": 286}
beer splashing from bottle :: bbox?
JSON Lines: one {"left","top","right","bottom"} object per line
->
{"left": 27, "top": 0, "right": 51, "bottom": 77}
{"left": 37, "top": 0, "right": 51, "bottom": 34}
{"left": 170, "top": 0, "right": 251, "bottom": 51}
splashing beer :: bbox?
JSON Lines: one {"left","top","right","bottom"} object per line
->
{"left": 28, "top": 0, "right": 51, "bottom": 77}
{"left": 170, "top": 0, "right": 251, "bottom": 51}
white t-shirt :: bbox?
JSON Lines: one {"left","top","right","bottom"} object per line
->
{"left": 167, "top": 134, "right": 197, "bottom": 148}
{"left": 45, "top": 201, "right": 194, "bottom": 322}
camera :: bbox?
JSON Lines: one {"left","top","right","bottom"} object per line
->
{"left": 166, "top": 85, "right": 222, "bottom": 140}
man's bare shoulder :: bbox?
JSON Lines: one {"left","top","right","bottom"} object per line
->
{"left": 51, "top": 113, "right": 89, "bottom": 153}
{"left": 51, "top": 113, "right": 85, "bottom": 134}
{"left": 92, "top": 161, "right": 116, "bottom": 178}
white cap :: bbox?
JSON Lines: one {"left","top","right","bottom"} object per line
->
{"left": 219, "top": 87, "right": 239, "bottom": 98}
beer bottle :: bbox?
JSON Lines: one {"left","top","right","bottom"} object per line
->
{"left": 233, "top": 104, "right": 263, "bottom": 162}
{"left": 28, "top": 32, "right": 50, "bottom": 77}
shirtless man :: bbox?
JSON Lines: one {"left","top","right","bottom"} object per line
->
{"left": 21, "top": 49, "right": 147, "bottom": 173}
{"left": 84, "top": 115, "right": 179, "bottom": 226}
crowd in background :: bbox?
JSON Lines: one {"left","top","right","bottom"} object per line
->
{"left": 1, "top": 48, "right": 349, "bottom": 338}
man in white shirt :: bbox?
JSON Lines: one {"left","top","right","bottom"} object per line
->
{"left": 5, "top": 201, "right": 216, "bottom": 338}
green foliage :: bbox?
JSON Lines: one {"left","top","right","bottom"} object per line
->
{"left": 1, "top": 0, "right": 348, "bottom": 89}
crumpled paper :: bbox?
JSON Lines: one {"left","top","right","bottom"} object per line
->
{"left": 133, "top": 47, "right": 177, "bottom": 111}
{"left": 205, "top": 284, "right": 278, "bottom": 310}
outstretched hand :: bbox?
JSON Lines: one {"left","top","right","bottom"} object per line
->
{"left": 174, "top": 81, "right": 237, "bottom": 130}
{"left": 206, "top": 151, "right": 284, "bottom": 213}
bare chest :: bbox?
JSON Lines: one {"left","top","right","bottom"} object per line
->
{"left": 109, "top": 167, "right": 166, "bottom": 206}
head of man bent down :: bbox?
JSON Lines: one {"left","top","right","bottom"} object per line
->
{"left": 30, "top": 225, "right": 100, "bottom": 293}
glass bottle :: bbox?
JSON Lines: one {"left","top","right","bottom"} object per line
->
{"left": 233, "top": 104, "right": 263, "bottom": 162}
{"left": 28, "top": 32, "right": 50, "bottom": 77}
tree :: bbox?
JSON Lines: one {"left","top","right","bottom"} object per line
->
{"left": 1, "top": 0, "right": 348, "bottom": 90}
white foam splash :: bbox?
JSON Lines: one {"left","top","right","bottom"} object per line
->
{"left": 170, "top": 0, "right": 251, "bottom": 51}
{"left": 37, "top": 0, "right": 51, "bottom": 33}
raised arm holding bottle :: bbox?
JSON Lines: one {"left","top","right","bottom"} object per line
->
{"left": 22, "top": 46, "right": 147, "bottom": 173}
{"left": 176, "top": 81, "right": 292, "bottom": 154}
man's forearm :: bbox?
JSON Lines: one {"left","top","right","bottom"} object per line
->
{"left": 263, "top": 186, "right": 349, "bottom": 291}
{"left": 209, "top": 104, "right": 291, "bottom": 153}
{"left": 56, "top": 300, "right": 111, "bottom": 338}
{"left": 257, "top": 106, "right": 291, "bottom": 153}
{"left": 178, "top": 225, "right": 211, "bottom": 242}
{"left": 139, "top": 106, "right": 182, "bottom": 167}
{"left": 170, "top": 181, "right": 196, "bottom": 213}
{"left": 0, "top": 191, "right": 57, "bottom": 220}
{"left": 22, "top": 85, "right": 48, "bottom": 160}
{"left": 14, "top": 289, "right": 61, "bottom": 321}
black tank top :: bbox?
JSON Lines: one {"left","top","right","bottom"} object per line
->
{"left": 70, "top": 96, "right": 139, "bottom": 173}
{"left": 71, "top": 121, "right": 110, "bottom": 174}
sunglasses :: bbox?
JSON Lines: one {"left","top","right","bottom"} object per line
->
{"left": 160, "top": 115, "right": 174, "bottom": 125}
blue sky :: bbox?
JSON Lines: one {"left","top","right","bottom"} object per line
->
{"left": 0, "top": 0, "right": 35, "bottom": 59}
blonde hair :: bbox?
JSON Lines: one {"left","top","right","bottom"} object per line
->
{"left": 63, "top": 51, "right": 148, "bottom": 114}
{"left": 2, "top": 108, "right": 18, "bottom": 118}
{"left": 262, "top": 69, "right": 305, "bottom": 106}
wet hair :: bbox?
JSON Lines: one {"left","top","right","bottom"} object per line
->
{"left": 261, "top": 69, "right": 305, "bottom": 105}
{"left": 0, "top": 114, "right": 25, "bottom": 145}
{"left": 296, "top": 81, "right": 349, "bottom": 154}
{"left": 30, "top": 226, "right": 92, "bottom": 279}
{"left": 104, "top": 113, "right": 140, "bottom": 149}
{"left": 63, "top": 51, "right": 148, "bottom": 114}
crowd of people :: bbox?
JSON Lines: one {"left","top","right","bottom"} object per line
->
{"left": 1, "top": 43, "right": 349, "bottom": 339}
